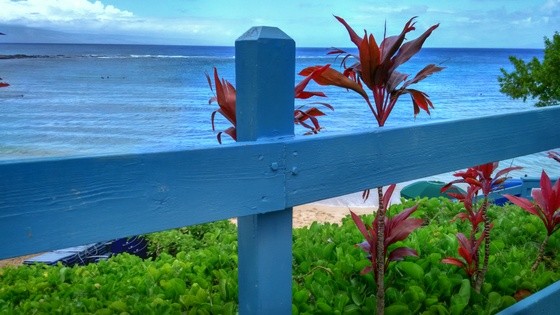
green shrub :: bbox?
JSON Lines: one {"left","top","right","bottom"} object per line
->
{"left": 1, "top": 199, "right": 559, "bottom": 314}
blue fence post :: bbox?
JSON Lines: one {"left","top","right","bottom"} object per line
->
{"left": 235, "top": 27, "right": 295, "bottom": 314}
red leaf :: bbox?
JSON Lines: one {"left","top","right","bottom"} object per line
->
{"left": 388, "top": 247, "right": 418, "bottom": 261}
{"left": 442, "top": 257, "right": 465, "bottom": 268}
{"left": 387, "top": 70, "right": 408, "bottom": 92}
{"left": 216, "top": 127, "right": 236, "bottom": 144}
{"left": 300, "top": 65, "right": 370, "bottom": 103}
{"left": 360, "top": 265, "right": 374, "bottom": 275}
{"left": 298, "top": 107, "right": 326, "bottom": 119}
{"left": 205, "top": 72, "right": 214, "bottom": 93}
{"left": 383, "top": 184, "right": 397, "bottom": 209}
{"left": 362, "top": 189, "right": 371, "bottom": 201}
{"left": 504, "top": 194, "right": 540, "bottom": 217}
{"left": 0, "top": 82, "right": 10, "bottom": 88}
{"left": 391, "top": 22, "right": 439, "bottom": 71}
{"left": 385, "top": 205, "right": 422, "bottom": 245}
{"left": 294, "top": 110, "right": 322, "bottom": 132}
{"left": 359, "top": 33, "right": 380, "bottom": 89}
{"left": 456, "top": 233, "right": 472, "bottom": 259}
{"left": 380, "top": 17, "right": 417, "bottom": 64}
{"left": 402, "top": 64, "right": 445, "bottom": 89}
{"left": 407, "top": 89, "right": 433, "bottom": 117}
{"left": 295, "top": 64, "right": 330, "bottom": 99}
{"left": 350, "top": 211, "right": 374, "bottom": 244}
{"left": 306, "top": 102, "right": 334, "bottom": 111}
{"left": 386, "top": 217, "right": 423, "bottom": 246}
{"left": 495, "top": 166, "right": 523, "bottom": 179}
{"left": 441, "top": 179, "right": 463, "bottom": 193}
{"left": 327, "top": 48, "right": 347, "bottom": 55}
{"left": 548, "top": 151, "right": 560, "bottom": 163}
{"left": 295, "top": 91, "right": 327, "bottom": 99}
{"left": 333, "top": 15, "right": 362, "bottom": 48}
{"left": 210, "top": 68, "right": 236, "bottom": 125}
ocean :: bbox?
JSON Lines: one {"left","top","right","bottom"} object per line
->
{"left": 1, "top": 43, "right": 558, "bottom": 196}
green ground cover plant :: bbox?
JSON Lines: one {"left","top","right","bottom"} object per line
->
{"left": 1, "top": 197, "right": 559, "bottom": 314}
{"left": 505, "top": 171, "right": 560, "bottom": 271}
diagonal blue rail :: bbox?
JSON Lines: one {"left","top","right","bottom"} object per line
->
{"left": 1, "top": 26, "right": 560, "bottom": 313}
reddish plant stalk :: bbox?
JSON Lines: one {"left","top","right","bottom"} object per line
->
{"left": 475, "top": 197, "right": 490, "bottom": 293}
{"left": 376, "top": 186, "right": 385, "bottom": 315}
{"left": 533, "top": 234, "right": 550, "bottom": 271}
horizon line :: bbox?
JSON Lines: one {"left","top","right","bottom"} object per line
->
{"left": 0, "top": 42, "right": 544, "bottom": 51}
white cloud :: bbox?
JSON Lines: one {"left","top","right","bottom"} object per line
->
{"left": 0, "top": 0, "right": 231, "bottom": 44}
{"left": 0, "top": 0, "right": 134, "bottom": 27}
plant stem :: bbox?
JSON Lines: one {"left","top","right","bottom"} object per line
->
{"left": 376, "top": 186, "right": 385, "bottom": 315}
{"left": 475, "top": 199, "right": 490, "bottom": 293}
{"left": 532, "top": 234, "right": 550, "bottom": 272}
{"left": 469, "top": 226, "right": 479, "bottom": 287}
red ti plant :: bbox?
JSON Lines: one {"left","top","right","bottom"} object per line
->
{"left": 442, "top": 232, "right": 485, "bottom": 278}
{"left": 441, "top": 162, "right": 522, "bottom": 292}
{"left": 294, "top": 64, "right": 335, "bottom": 134}
{"left": 447, "top": 186, "right": 485, "bottom": 241}
{"left": 350, "top": 184, "right": 423, "bottom": 280}
{"left": 302, "top": 16, "right": 442, "bottom": 314}
{"left": 302, "top": 16, "right": 444, "bottom": 127}
{"left": 206, "top": 66, "right": 334, "bottom": 143}
{"left": 504, "top": 171, "right": 560, "bottom": 271}
{"left": 206, "top": 68, "right": 237, "bottom": 143}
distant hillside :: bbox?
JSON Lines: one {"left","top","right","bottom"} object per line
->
{"left": 0, "top": 24, "right": 149, "bottom": 44}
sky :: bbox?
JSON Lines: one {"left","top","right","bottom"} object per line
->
{"left": 0, "top": 0, "right": 558, "bottom": 48}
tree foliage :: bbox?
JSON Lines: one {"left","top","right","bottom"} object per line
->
{"left": 498, "top": 32, "right": 560, "bottom": 107}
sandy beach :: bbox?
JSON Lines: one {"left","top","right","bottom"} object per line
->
{"left": 292, "top": 203, "right": 375, "bottom": 228}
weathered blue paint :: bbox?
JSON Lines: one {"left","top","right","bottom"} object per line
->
{"left": 0, "top": 143, "right": 286, "bottom": 258}
{"left": 498, "top": 280, "right": 560, "bottom": 315}
{"left": 235, "top": 26, "right": 295, "bottom": 141}
{"left": 1, "top": 107, "right": 560, "bottom": 259}
{"left": 235, "top": 27, "right": 295, "bottom": 314}
{"left": 0, "top": 27, "right": 560, "bottom": 314}
{"left": 285, "top": 108, "right": 560, "bottom": 206}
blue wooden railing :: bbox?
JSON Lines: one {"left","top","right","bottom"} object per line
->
{"left": 1, "top": 27, "right": 560, "bottom": 314}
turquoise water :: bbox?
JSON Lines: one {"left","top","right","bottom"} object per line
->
{"left": 0, "top": 44, "right": 558, "bottom": 180}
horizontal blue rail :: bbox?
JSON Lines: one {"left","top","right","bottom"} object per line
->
{"left": 1, "top": 107, "right": 559, "bottom": 259}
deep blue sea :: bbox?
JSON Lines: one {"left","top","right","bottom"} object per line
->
{"left": 1, "top": 43, "right": 558, "bottom": 185}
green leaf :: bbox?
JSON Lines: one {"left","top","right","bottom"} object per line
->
{"left": 294, "top": 289, "right": 308, "bottom": 304}
{"left": 351, "top": 290, "right": 363, "bottom": 306}
{"left": 316, "top": 300, "right": 332, "bottom": 313}
{"left": 343, "top": 304, "right": 361, "bottom": 314}
{"left": 109, "top": 300, "right": 128, "bottom": 312}
{"left": 397, "top": 261, "right": 425, "bottom": 281}
{"left": 501, "top": 295, "right": 517, "bottom": 309}
{"left": 385, "top": 304, "right": 411, "bottom": 315}
{"left": 450, "top": 279, "right": 470, "bottom": 315}
{"left": 486, "top": 291, "right": 502, "bottom": 313}
{"left": 428, "top": 304, "right": 450, "bottom": 315}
